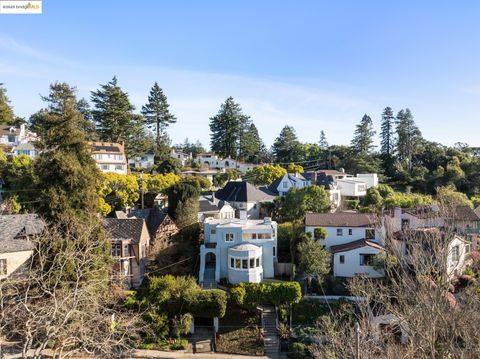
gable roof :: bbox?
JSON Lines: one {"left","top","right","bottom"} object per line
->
{"left": 402, "top": 205, "right": 480, "bottom": 221}
{"left": 215, "top": 181, "right": 275, "bottom": 203}
{"left": 0, "top": 214, "right": 45, "bottom": 253}
{"left": 199, "top": 198, "right": 220, "bottom": 213}
{"left": 104, "top": 218, "right": 147, "bottom": 244}
{"left": 330, "top": 239, "right": 384, "bottom": 253}
{"left": 89, "top": 141, "right": 125, "bottom": 154}
{"left": 452, "top": 205, "right": 480, "bottom": 221}
{"left": 0, "top": 125, "right": 21, "bottom": 137}
{"left": 125, "top": 208, "right": 171, "bottom": 237}
{"left": 268, "top": 173, "right": 307, "bottom": 195}
{"left": 305, "top": 212, "right": 377, "bottom": 227}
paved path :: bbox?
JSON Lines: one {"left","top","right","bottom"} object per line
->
{"left": 202, "top": 266, "right": 217, "bottom": 289}
{"left": 261, "top": 305, "right": 279, "bottom": 355}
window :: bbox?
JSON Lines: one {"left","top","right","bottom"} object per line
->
{"left": 230, "top": 257, "right": 234, "bottom": 268}
{"left": 401, "top": 219, "right": 410, "bottom": 230}
{"left": 256, "top": 258, "right": 260, "bottom": 267}
{"left": 283, "top": 181, "right": 288, "bottom": 188}
{"left": 273, "top": 247, "right": 276, "bottom": 257}
{"left": 235, "top": 258, "right": 241, "bottom": 269}
{"left": 7, "top": 135, "right": 15, "bottom": 143}
{"left": 123, "top": 243, "right": 129, "bottom": 257}
{"left": 211, "top": 228, "right": 216, "bottom": 235}
{"left": 336, "top": 228, "right": 343, "bottom": 236}
{"left": 348, "top": 229, "right": 353, "bottom": 235}
{"left": 111, "top": 243, "right": 122, "bottom": 257}
{"left": 250, "top": 258, "right": 255, "bottom": 268}
{"left": 339, "top": 255, "right": 345, "bottom": 264}
{"left": 405, "top": 242, "right": 412, "bottom": 255}
{"left": 466, "top": 244, "right": 471, "bottom": 255}
{"left": 358, "top": 184, "right": 366, "bottom": 192}
{"left": 366, "top": 229, "right": 375, "bottom": 240}
{"left": 0, "top": 259, "right": 7, "bottom": 275}
{"left": 225, "top": 233, "right": 234, "bottom": 242}
{"left": 101, "top": 164, "right": 109, "bottom": 170}
{"left": 452, "top": 245, "right": 460, "bottom": 262}
{"left": 242, "top": 259, "right": 248, "bottom": 269}
{"left": 115, "top": 165, "right": 124, "bottom": 171}
{"left": 360, "top": 254, "right": 375, "bottom": 266}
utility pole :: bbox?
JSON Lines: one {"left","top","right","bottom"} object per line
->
{"left": 140, "top": 172, "right": 145, "bottom": 209}
{"left": 355, "top": 321, "right": 361, "bottom": 359}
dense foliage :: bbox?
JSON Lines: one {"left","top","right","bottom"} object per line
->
{"left": 230, "top": 282, "right": 302, "bottom": 308}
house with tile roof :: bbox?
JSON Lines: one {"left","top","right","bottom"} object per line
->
{"left": 214, "top": 180, "right": 276, "bottom": 219}
{"left": 104, "top": 217, "right": 150, "bottom": 288}
{"left": 0, "top": 214, "right": 45, "bottom": 279}
{"left": 305, "top": 212, "right": 384, "bottom": 278}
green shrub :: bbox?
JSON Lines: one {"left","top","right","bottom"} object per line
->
{"left": 186, "top": 289, "right": 227, "bottom": 318}
{"left": 278, "top": 306, "right": 289, "bottom": 324}
{"left": 288, "top": 342, "right": 309, "bottom": 359}
{"left": 230, "top": 282, "right": 302, "bottom": 308}
{"left": 313, "top": 227, "right": 327, "bottom": 240}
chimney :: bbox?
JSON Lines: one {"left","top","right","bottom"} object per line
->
{"left": 264, "top": 217, "right": 272, "bottom": 225}
{"left": 239, "top": 210, "right": 247, "bottom": 221}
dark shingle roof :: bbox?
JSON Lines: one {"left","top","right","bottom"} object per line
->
{"left": 104, "top": 218, "right": 146, "bottom": 244}
{"left": 305, "top": 212, "right": 377, "bottom": 227}
{"left": 0, "top": 125, "right": 20, "bottom": 136}
{"left": 330, "top": 239, "right": 384, "bottom": 253}
{"left": 127, "top": 208, "right": 170, "bottom": 238}
{"left": 215, "top": 181, "right": 275, "bottom": 203}
{"left": 453, "top": 205, "right": 480, "bottom": 221}
{"left": 199, "top": 198, "right": 220, "bottom": 213}
{"left": 0, "top": 214, "right": 44, "bottom": 253}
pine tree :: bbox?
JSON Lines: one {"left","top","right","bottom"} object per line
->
{"left": 34, "top": 82, "right": 100, "bottom": 220}
{"left": 141, "top": 82, "right": 176, "bottom": 155}
{"left": 380, "top": 107, "right": 395, "bottom": 156}
{"left": 351, "top": 114, "right": 376, "bottom": 155}
{"left": 0, "top": 83, "right": 15, "bottom": 125}
{"left": 209, "top": 97, "right": 250, "bottom": 158}
{"left": 272, "top": 125, "right": 300, "bottom": 163}
{"left": 91, "top": 76, "right": 143, "bottom": 156}
{"left": 396, "top": 108, "right": 422, "bottom": 171}
{"left": 76, "top": 98, "right": 97, "bottom": 140}
{"left": 319, "top": 130, "right": 328, "bottom": 150}
{"left": 241, "top": 123, "right": 263, "bottom": 163}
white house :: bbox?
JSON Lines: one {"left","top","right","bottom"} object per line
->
{"left": 89, "top": 142, "right": 128, "bottom": 175}
{"left": 268, "top": 173, "right": 311, "bottom": 196}
{"left": 198, "top": 196, "right": 236, "bottom": 222}
{"left": 199, "top": 215, "right": 277, "bottom": 286}
{"left": 182, "top": 169, "right": 219, "bottom": 184}
{"left": 0, "top": 124, "right": 25, "bottom": 146}
{"left": 12, "top": 142, "right": 38, "bottom": 159}
{"left": 170, "top": 148, "right": 192, "bottom": 166}
{"left": 214, "top": 181, "right": 276, "bottom": 219}
{"left": 331, "top": 239, "right": 385, "bottom": 278}
{"left": 129, "top": 151, "right": 155, "bottom": 170}
{"left": 305, "top": 212, "right": 384, "bottom": 278}
{"left": 0, "top": 214, "right": 45, "bottom": 280}
{"left": 195, "top": 152, "right": 256, "bottom": 174}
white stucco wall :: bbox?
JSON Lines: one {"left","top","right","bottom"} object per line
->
{"left": 333, "top": 246, "right": 384, "bottom": 278}
{"left": 0, "top": 250, "right": 32, "bottom": 279}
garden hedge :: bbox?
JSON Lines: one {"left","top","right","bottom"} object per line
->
{"left": 230, "top": 282, "right": 302, "bottom": 308}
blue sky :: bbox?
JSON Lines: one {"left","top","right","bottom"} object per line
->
{"left": 1, "top": 1, "right": 480, "bottom": 148}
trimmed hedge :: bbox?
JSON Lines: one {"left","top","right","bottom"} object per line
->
{"left": 230, "top": 282, "right": 302, "bottom": 308}
{"left": 186, "top": 289, "right": 227, "bottom": 318}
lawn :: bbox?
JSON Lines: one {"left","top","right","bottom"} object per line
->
{"left": 216, "top": 307, "right": 264, "bottom": 356}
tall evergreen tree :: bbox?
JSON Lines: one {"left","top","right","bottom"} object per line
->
{"left": 351, "top": 114, "right": 376, "bottom": 155}
{"left": 241, "top": 123, "right": 263, "bottom": 163}
{"left": 209, "top": 97, "right": 250, "bottom": 158}
{"left": 396, "top": 108, "right": 422, "bottom": 171}
{"left": 34, "top": 83, "right": 100, "bottom": 220}
{"left": 319, "top": 130, "right": 329, "bottom": 150}
{"left": 272, "top": 125, "right": 300, "bottom": 163}
{"left": 141, "top": 82, "right": 176, "bottom": 156}
{"left": 91, "top": 77, "right": 143, "bottom": 156}
{"left": 380, "top": 107, "right": 395, "bottom": 156}
{"left": 0, "top": 83, "right": 15, "bottom": 125}
{"left": 76, "top": 98, "right": 98, "bottom": 140}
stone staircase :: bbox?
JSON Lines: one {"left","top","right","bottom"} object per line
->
{"left": 202, "top": 267, "right": 217, "bottom": 289}
{"left": 261, "top": 305, "right": 279, "bottom": 354}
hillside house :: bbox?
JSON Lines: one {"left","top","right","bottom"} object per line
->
{"left": 305, "top": 212, "right": 384, "bottom": 278}
{"left": 128, "top": 151, "right": 155, "bottom": 170}
{"left": 198, "top": 196, "right": 236, "bottom": 222}
{"left": 170, "top": 148, "right": 192, "bottom": 166}
{"left": 12, "top": 142, "right": 38, "bottom": 159}
{"left": 268, "top": 173, "right": 311, "bottom": 196}
{"left": 0, "top": 124, "right": 25, "bottom": 146}
{"left": 199, "top": 215, "right": 278, "bottom": 286}
{"left": 215, "top": 181, "right": 276, "bottom": 219}
{"left": 104, "top": 218, "right": 150, "bottom": 288}
{"left": 0, "top": 214, "right": 45, "bottom": 280}
{"left": 90, "top": 142, "right": 128, "bottom": 175}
